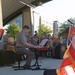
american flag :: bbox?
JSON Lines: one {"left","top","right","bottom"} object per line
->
{"left": 68, "top": 26, "right": 75, "bottom": 38}
{"left": 56, "top": 35, "right": 75, "bottom": 75}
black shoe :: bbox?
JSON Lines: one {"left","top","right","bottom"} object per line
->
{"left": 23, "top": 65, "right": 32, "bottom": 69}
{"left": 23, "top": 64, "right": 31, "bottom": 67}
{"left": 31, "top": 64, "right": 38, "bottom": 67}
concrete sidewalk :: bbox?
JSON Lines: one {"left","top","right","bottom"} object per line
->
{"left": 0, "top": 58, "right": 63, "bottom": 75}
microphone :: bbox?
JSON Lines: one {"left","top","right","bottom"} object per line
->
{"left": 68, "top": 19, "right": 74, "bottom": 25}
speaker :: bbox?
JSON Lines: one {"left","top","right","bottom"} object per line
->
{"left": 0, "top": 50, "right": 4, "bottom": 66}
{"left": 55, "top": 43, "right": 65, "bottom": 59}
{"left": 2, "top": 50, "right": 15, "bottom": 65}
{"left": 43, "top": 69, "right": 57, "bottom": 75}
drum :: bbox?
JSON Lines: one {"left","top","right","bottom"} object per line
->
{"left": 6, "top": 46, "right": 15, "bottom": 51}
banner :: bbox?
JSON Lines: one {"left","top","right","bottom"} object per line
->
{"left": 0, "top": 29, "right": 4, "bottom": 41}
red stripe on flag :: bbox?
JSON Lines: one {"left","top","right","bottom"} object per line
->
{"left": 69, "top": 44, "right": 75, "bottom": 61}
{"left": 60, "top": 57, "right": 72, "bottom": 68}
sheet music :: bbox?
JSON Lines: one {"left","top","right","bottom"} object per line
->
{"left": 39, "top": 39, "right": 48, "bottom": 46}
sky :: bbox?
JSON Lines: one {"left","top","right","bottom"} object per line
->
{"left": 34, "top": 0, "right": 75, "bottom": 23}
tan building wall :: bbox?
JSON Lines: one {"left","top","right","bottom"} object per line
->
{"left": 22, "top": 7, "right": 34, "bottom": 35}
{"left": 0, "top": 0, "right": 3, "bottom": 28}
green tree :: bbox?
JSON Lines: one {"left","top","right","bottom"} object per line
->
{"left": 38, "top": 24, "right": 52, "bottom": 37}
{"left": 5, "top": 23, "right": 20, "bottom": 38}
{"left": 58, "top": 17, "right": 75, "bottom": 34}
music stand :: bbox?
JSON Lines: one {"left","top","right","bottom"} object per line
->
{"left": 32, "top": 47, "right": 48, "bottom": 70}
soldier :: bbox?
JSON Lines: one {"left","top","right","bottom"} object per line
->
{"left": 4, "top": 31, "right": 11, "bottom": 49}
{"left": 16, "top": 25, "right": 39, "bottom": 69}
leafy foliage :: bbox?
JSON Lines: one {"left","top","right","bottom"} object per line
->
{"left": 58, "top": 17, "right": 75, "bottom": 34}
{"left": 5, "top": 23, "right": 20, "bottom": 38}
{"left": 38, "top": 24, "right": 52, "bottom": 37}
